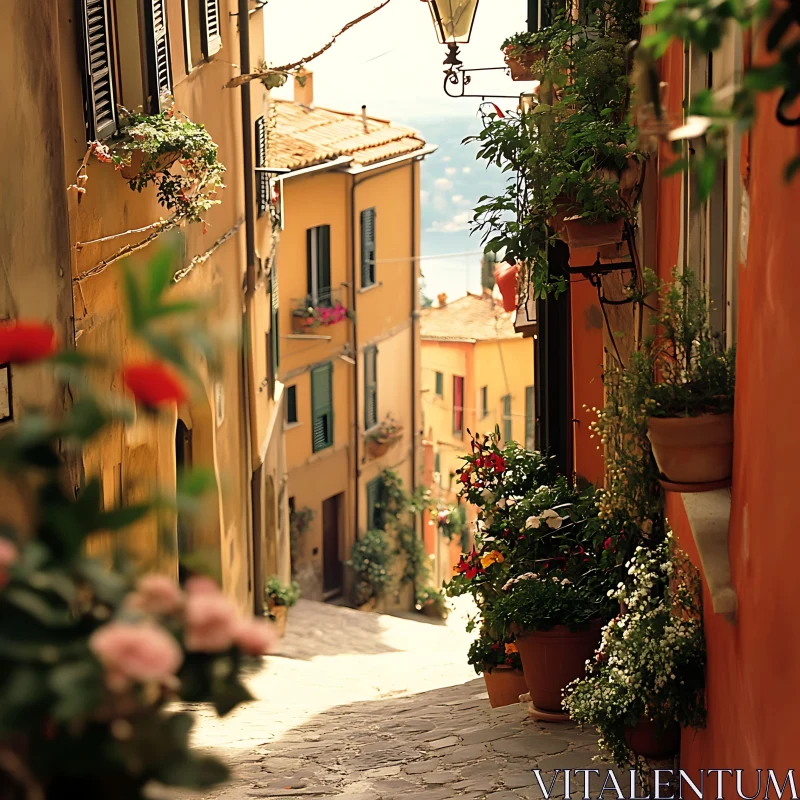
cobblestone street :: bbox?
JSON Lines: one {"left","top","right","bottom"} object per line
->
{"left": 188, "top": 600, "right": 614, "bottom": 800}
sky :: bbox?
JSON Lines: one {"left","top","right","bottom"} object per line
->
{"left": 264, "top": 0, "right": 527, "bottom": 301}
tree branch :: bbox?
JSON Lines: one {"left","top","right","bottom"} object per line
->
{"left": 225, "top": 0, "right": 393, "bottom": 89}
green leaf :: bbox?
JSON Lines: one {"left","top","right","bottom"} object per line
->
{"left": 696, "top": 152, "right": 721, "bottom": 203}
{"left": 147, "top": 242, "right": 179, "bottom": 307}
{"left": 95, "top": 503, "right": 152, "bottom": 532}
{"left": 212, "top": 679, "right": 254, "bottom": 717}
{"left": 158, "top": 754, "right": 230, "bottom": 789}
{"left": 5, "top": 587, "right": 71, "bottom": 627}
{"left": 49, "top": 660, "right": 104, "bottom": 721}
{"left": 76, "top": 559, "right": 131, "bottom": 605}
{"left": 661, "top": 157, "right": 689, "bottom": 178}
{"left": 784, "top": 155, "right": 800, "bottom": 182}
{"left": 123, "top": 264, "right": 145, "bottom": 332}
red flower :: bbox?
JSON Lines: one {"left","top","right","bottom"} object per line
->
{"left": 123, "top": 361, "right": 188, "bottom": 408}
{"left": 0, "top": 320, "right": 58, "bottom": 364}
{"left": 490, "top": 103, "right": 506, "bottom": 119}
{"left": 603, "top": 537, "right": 613, "bottom": 550}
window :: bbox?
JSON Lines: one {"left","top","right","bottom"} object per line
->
{"left": 182, "top": 0, "right": 221, "bottom": 70}
{"left": 453, "top": 376, "right": 464, "bottom": 437}
{"left": 366, "top": 477, "right": 385, "bottom": 531}
{"left": 360, "top": 208, "right": 376, "bottom": 288}
{"left": 503, "top": 394, "right": 512, "bottom": 442}
{"left": 525, "top": 386, "right": 535, "bottom": 450}
{"left": 306, "top": 225, "right": 332, "bottom": 306}
{"left": 434, "top": 452, "right": 441, "bottom": 475}
{"left": 79, "top": 0, "right": 118, "bottom": 139}
{"left": 311, "top": 363, "right": 333, "bottom": 452}
{"left": 364, "top": 346, "right": 378, "bottom": 430}
{"left": 286, "top": 385, "right": 298, "bottom": 425}
{"left": 481, "top": 386, "right": 488, "bottom": 417}
{"left": 270, "top": 271, "right": 280, "bottom": 378}
{"left": 256, "top": 116, "right": 269, "bottom": 217}
{"left": 435, "top": 371, "right": 443, "bottom": 397}
{"left": 143, "top": 0, "right": 172, "bottom": 112}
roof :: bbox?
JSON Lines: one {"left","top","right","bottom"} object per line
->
{"left": 267, "top": 100, "right": 427, "bottom": 170}
{"left": 420, "top": 293, "right": 518, "bottom": 343}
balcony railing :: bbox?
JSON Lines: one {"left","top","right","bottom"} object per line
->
{"left": 291, "top": 288, "right": 349, "bottom": 334}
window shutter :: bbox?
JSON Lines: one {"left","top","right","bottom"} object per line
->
{"left": 503, "top": 394, "right": 512, "bottom": 442}
{"left": 364, "top": 347, "right": 378, "bottom": 430}
{"left": 256, "top": 116, "right": 268, "bottom": 217}
{"left": 201, "top": 0, "right": 222, "bottom": 57}
{"left": 525, "top": 386, "right": 535, "bottom": 449}
{"left": 80, "top": 0, "right": 117, "bottom": 140}
{"left": 360, "top": 208, "right": 376, "bottom": 288}
{"left": 318, "top": 226, "right": 331, "bottom": 305}
{"left": 435, "top": 371, "right": 443, "bottom": 396}
{"left": 306, "top": 228, "right": 314, "bottom": 301}
{"left": 286, "top": 385, "right": 297, "bottom": 425}
{"left": 453, "top": 376, "right": 464, "bottom": 435}
{"left": 270, "top": 271, "right": 280, "bottom": 375}
{"left": 367, "top": 477, "right": 385, "bottom": 530}
{"left": 311, "top": 363, "right": 333, "bottom": 452}
{"left": 144, "top": 0, "right": 172, "bottom": 112}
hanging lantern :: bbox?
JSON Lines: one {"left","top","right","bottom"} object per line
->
{"left": 426, "top": 0, "right": 481, "bottom": 45}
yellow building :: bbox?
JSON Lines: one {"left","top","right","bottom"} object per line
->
{"left": 0, "top": 0, "right": 288, "bottom": 613}
{"left": 420, "top": 292, "right": 535, "bottom": 585}
{"left": 267, "top": 74, "right": 436, "bottom": 602}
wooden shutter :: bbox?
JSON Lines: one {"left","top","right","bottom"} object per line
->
{"left": 453, "top": 376, "right": 464, "bottom": 435}
{"left": 360, "top": 208, "right": 376, "bottom": 288}
{"left": 270, "top": 270, "right": 280, "bottom": 375}
{"left": 364, "top": 347, "right": 378, "bottom": 430}
{"left": 525, "top": 386, "right": 535, "bottom": 449}
{"left": 311, "top": 363, "right": 333, "bottom": 452}
{"left": 503, "top": 394, "right": 512, "bottom": 441}
{"left": 80, "top": 0, "right": 117, "bottom": 140}
{"left": 256, "top": 116, "right": 268, "bottom": 217}
{"left": 286, "top": 385, "right": 297, "bottom": 424}
{"left": 318, "top": 226, "right": 331, "bottom": 305}
{"left": 144, "top": 0, "right": 172, "bottom": 112}
{"left": 366, "top": 477, "right": 384, "bottom": 530}
{"left": 201, "top": 0, "right": 222, "bottom": 58}
{"left": 435, "top": 371, "right": 443, "bottom": 396}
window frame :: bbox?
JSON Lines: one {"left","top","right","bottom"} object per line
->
{"left": 364, "top": 346, "right": 378, "bottom": 430}
{"left": 434, "top": 371, "right": 444, "bottom": 397}
{"left": 307, "top": 225, "right": 332, "bottom": 306}
{"left": 502, "top": 394, "right": 512, "bottom": 442}
{"left": 453, "top": 375, "right": 465, "bottom": 437}
{"left": 286, "top": 385, "right": 298, "bottom": 425}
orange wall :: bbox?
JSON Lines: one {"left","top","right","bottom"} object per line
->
{"left": 657, "top": 39, "right": 800, "bottom": 781}
{"left": 570, "top": 275, "right": 605, "bottom": 485}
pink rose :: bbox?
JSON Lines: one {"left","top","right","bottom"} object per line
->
{"left": 234, "top": 618, "right": 277, "bottom": 656}
{"left": 184, "top": 591, "right": 238, "bottom": 652}
{"left": 0, "top": 538, "right": 18, "bottom": 588}
{"left": 90, "top": 621, "right": 183, "bottom": 690}
{"left": 128, "top": 574, "right": 184, "bottom": 616}
{"left": 185, "top": 575, "right": 220, "bottom": 595}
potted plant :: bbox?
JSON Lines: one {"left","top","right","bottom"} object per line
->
{"left": 415, "top": 587, "right": 449, "bottom": 619}
{"left": 502, "top": 31, "right": 550, "bottom": 81}
{"left": 89, "top": 108, "right": 225, "bottom": 224}
{"left": 634, "top": 270, "right": 736, "bottom": 490}
{"left": 291, "top": 299, "right": 349, "bottom": 334}
{"left": 564, "top": 533, "right": 706, "bottom": 770}
{"left": 265, "top": 577, "right": 301, "bottom": 637}
{"left": 347, "top": 529, "right": 393, "bottom": 610}
{"left": 468, "top": 631, "right": 528, "bottom": 708}
{"left": 365, "top": 414, "right": 404, "bottom": 457}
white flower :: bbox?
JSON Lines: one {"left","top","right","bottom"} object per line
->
{"left": 507, "top": 497, "right": 517, "bottom": 507}
{"left": 525, "top": 516, "right": 541, "bottom": 530}
{"left": 541, "top": 509, "right": 564, "bottom": 530}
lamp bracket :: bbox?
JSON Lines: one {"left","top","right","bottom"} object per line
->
{"left": 442, "top": 45, "right": 526, "bottom": 100}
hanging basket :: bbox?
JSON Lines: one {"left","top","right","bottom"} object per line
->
{"left": 366, "top": 436, "right": 400, "bottom": 458}
{"left": 564, "top": 217, "right": 625, "bottom": 250}
{"left": 504, "top": 47, "right": 548, "bottom": 82}
{"left": 119, "top": 148, "right": 181, "bottom": 181}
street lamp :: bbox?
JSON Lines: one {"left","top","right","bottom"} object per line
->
{"left": 425, "top": 0, "right": 480, "bottom": 70}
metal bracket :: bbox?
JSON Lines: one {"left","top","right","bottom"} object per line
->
{"left": 442, "top": 43, "right": 527, "bottom": 100}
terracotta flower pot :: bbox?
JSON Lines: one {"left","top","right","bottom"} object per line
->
{"left": 291, "top": 314, "right": 319, "bottom": 334}
{"left": 366, "top": 438, "right": 393, "bottom": 458}
{"left": 120, "top": 148, "right": 180, "bottom": 180}
{"left": 494, "top": 261, "right": 519, "bottom": 312}
{"left": 505, "top": 47, "right": 548, "bottom": 81}
{"left": 564, "top": 217, "right": 625, "bottom": 250}
{"left": 269, "top": 604, "right": 288, "bottom": 637}
{"left": 483, "top": 666, "right": 529, "bottom": 708}
{"left": 647, "top": 413, "right": 733, "bottom": 487}
{"left": 516, "top": 620, "right": 603, "bottom": 713}
{"left": 624, "top": 718, "right": 680, "bottom": 758}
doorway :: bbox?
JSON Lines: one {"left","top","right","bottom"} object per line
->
{"left": 322, "top": 493, "right": 344, "bottom": 596}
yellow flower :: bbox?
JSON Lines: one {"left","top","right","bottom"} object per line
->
{"left": 505, "top": 642, "right": 518, "bottom": 655}
{"left": 480, "top": 550, "right": 505, "bottom": 569}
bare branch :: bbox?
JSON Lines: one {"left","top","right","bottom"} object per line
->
{"left": 225, "top": 0, "right": 393, "bottom": 89}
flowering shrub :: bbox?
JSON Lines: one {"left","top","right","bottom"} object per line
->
{"left": 467, "top": 631, "right": 522, "bottom": 675}
{"left": 293, "top": 301, "right": 348, "bottom": 327}
{"left": 90, "top": 108, "right": 225, "bottom": 224}
{"left": 0, "top": 243, "right": 272, "bottom": 799}
{"left": 563, "top": 533, "right": 706, "bottom": 772}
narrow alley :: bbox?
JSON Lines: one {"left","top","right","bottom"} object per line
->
{"left": 190, "top": 601, "right": 615, "bottom": 800}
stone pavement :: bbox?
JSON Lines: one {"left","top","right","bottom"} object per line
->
{"left": 187, "top": 599, "right": 618, "bottom": 800}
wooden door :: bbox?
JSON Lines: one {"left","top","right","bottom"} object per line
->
{"left": 322, "top": 493, "right": 343, "bottom": 595}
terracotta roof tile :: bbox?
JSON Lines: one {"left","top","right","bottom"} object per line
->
{"left": 420, "top": 294, "right": 517, "bottom": 342}
{"left": 268, "top": 100, "right": 427, "bottom": 170}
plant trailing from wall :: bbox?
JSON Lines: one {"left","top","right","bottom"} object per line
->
{"left": 637, "top": 0, "right": 800, "bottom": 197}
{"left": 265, "top": 577, "right": 301, "bottom": 609}
{"left": 0, "top": 242, "right": 273, "bottom": 800}
{"left": 89, "top": 108, "right": 225, "bottom": 224}
{"left": 347, "top": 529, "right": 394, "bottom": 607}
{"left": 564, "top": 533, "right": 706, "bottom": 775}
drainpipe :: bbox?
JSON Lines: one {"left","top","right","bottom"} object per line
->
{"left": 409, "top": 159, "right": 418, "bottom": 493}
{"left": 238, "top": 0, "right": 259, "bottom": 610}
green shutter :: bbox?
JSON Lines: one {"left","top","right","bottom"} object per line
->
{"left": 435, "top": 371, "right": 443, "bottom": 396}
{"left": 481, "top": 386, "right": 488, "bottom": 417}
{"left": 286, "top": 385, "right": 297, "bottom": 424}
{"left": 366, "top": 477, "right": 385, "bottom": 531}
{"left": 270, "top": 271, "right": 280, "bottom": 375}
{"left": 503, "top": 394, "right": 512, "bottom": 442}
{"left": 434, "top": 452, "right": 441, "bottom": 474}
{"left": 80, "top": 0, "right": 118, "bottom": 140}
{"left": 318, "top": 226, "right": 331, "bottom": 305}
{"left": 364, "top": 346, "right": 378, "bottom": 429}
{"left": 360, "top": 208, "right": 376, "bottom": 288}
{"left": 256, "top": 116, "right": 268, "bottom": 217}
{"left": 144, "top": 0, "right": 172, "bottom": 112}
{"left": 311, "top": 363, "right": 333, "bottom": 452}
{"left": 201, "top": 0, "right": 222, "bottom": 58}
{"left": 525, "top": 386, "right": 535, "bottom": 450}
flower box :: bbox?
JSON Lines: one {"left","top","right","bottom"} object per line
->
{"left": 291, "top": 313, "right": 321, "bottom": 334}
{"left": 291, "top": 302, "right": 348, "bottom": 335}
{"left": 505, "top": 46, "right": 548, "bottom": 82}
{"left": 564, "top": 216, "right": 625, "bottom": 250}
